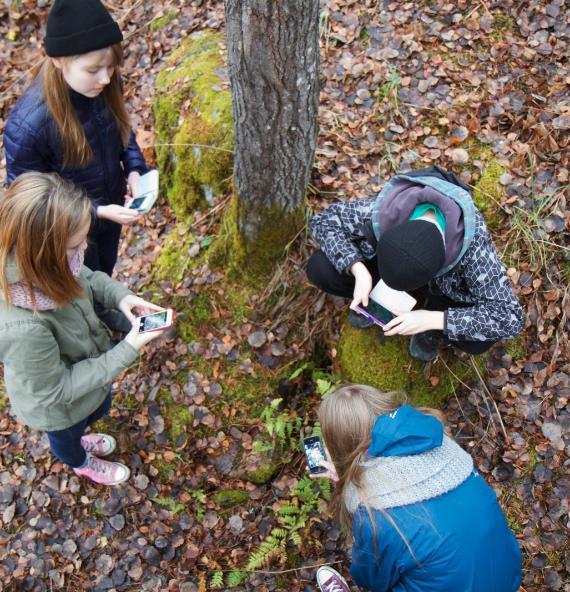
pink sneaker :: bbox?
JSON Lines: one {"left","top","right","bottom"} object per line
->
{"left": 80, "top": 433, "right": 117, "bottom": 457}
{"left": 73, "top": 453, "right": 130, "bottom": 485}
{"left": 316, "top": 566, "right": 351, "bottom": 592}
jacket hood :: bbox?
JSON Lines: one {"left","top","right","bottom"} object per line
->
{"left": 368, "top": 404, "right": 444, "bottom": 457}
{"left": 371, "top": 170, "right": 478, "bottom": 276}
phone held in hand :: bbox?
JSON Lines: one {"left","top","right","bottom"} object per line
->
{"left": 137, "top": 309, "right": 174, "bottom": 333}
{"left": 128, "top": 170, "right": 159, "bottom": 213}
{"left": 355, "top": 301, "right": 394, "bottom": 329}
{"left": 302, "top": 435, "right": 328, "bottom": 474}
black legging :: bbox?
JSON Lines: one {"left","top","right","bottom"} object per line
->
{"left": 306, "top": 250, "right": 496, "bottom": 355}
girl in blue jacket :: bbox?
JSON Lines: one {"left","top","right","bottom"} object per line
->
{"left": 4, "top": 0, "right": 147, "bottom": 284}
{"left": 312, "top": 384, "right": 522, "bottom": 592}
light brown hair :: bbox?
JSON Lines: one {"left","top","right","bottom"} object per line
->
{"left": 318, "top": 384, "right": 445, "bottom": 552}
{"left": 0, "top": 172, "right": 92, "bottom": 308}
{"left": 30, "top": 44, "right": 131, "bottom": 167}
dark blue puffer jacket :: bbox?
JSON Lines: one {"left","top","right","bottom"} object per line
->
{"left": 4, "top": 80, "right": 147, "bottom": 225}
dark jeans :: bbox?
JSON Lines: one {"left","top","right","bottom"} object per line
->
{"left": 85, "top": 221, "right": 122, "bottom": 276}
{"left": 306, "top": 250, "right": 496, "bottom": 355}
{"left": 46, "top": 389, "right": 112, "bottom": 468}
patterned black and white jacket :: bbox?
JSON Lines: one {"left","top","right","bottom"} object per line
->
{"left": 309, "top": 172, "right": 524, "bottom": 343}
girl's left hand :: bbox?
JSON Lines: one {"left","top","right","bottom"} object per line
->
{"left": 126, "top": 171, "right": 141, "bottom": 199}
{"left": 118, "top": 295, "right": 164, "bottom": 324}
{"left": 383, "top": 310, "right": 444, "bottom": 336}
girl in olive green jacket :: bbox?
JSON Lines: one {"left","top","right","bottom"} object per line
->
{"left": 0, "top": 172, "right": 168, "bottom": 485}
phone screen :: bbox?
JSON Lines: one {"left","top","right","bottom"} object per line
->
{"left": 366, "top": 300, "right": 395, "bottom": 324}
{"left": 303, "top": 436, "right": 327, "bottom": 474}
{"left": 129, "top": 196, "right": 147, "bottom": 210}
{"left": 139, "top": 311, "right": 169, "bottom": 333}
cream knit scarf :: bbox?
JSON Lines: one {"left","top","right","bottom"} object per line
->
{"left": 344, "top": 436, "right": 474, "bottom": 512}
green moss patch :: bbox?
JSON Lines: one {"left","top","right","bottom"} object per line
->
{"left": 150, "top": 10, "right": 177, "bottom": 31}
{"left": 336, "top": 323, "right": 479, "bottom": 408}
{"left": 210, "top": 195, "right": 305, "bottom": 281}
{"left": 472, "top": 149, "right": 506, "bottom": 230}
{"left": 247, "top": 461, "right": 279, "bottom": 485}
{"left": 153, "top": 31, "right": 233, "bottom": 219}
{"left": 157, "top": 389, "right": 194, "bottom": 446}
{"left": 212, "top": 489, "right": 249, "bottom": 508}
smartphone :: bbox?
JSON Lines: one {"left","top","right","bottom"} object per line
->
{"left": 354, "top": 302, "right": 394, "bottom": 329}
{"left": 128, "top": 170, "right": 159, "bottom": 212}
{"left": 137, "top": 309, "right": 174, "bottom": 333}
{"left": 302, "top": 435, "right": 327, "bottom": 475}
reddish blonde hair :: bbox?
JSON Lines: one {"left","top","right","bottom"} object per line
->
{"left": 30, "top": 44, "right": 131, "bottom": 167}
{"left": 0, "top": 172, "right": 92, "bottom": 308}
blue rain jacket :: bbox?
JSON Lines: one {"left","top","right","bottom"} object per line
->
{"left": 350, "top": 405, "right": 522, "bottom": 592}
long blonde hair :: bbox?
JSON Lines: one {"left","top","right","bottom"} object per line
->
{"left": 30, "top": 44, "right": 131, "bottom": 168}
{"left": 319, "top": 384, "right": 445, "bottom": 547}
{"left": 0, "top": 172, "right": 92, "bottom": 308}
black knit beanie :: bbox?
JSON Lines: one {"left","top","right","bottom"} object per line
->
{"left": 376, "top": 220, "right": 445, "bottom": 291}
{"left": 45, "top": 0, "right": 123, "bottom": 57}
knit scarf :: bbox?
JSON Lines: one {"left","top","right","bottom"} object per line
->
{"left": 8, "top": 250, "right": 84, "bottom": 311}
{"left": 344, "top": 436, "right": 474, "bottom": 512}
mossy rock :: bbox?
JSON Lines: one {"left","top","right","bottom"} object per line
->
{"left": 336, "top": 323, "right": 480, "bottom": 408}
{"left": 212, "top": 489, "right": 249, "bottom": 508}
{"left": 153, "top": 30, "right": 233, "bottom": 219}
{"left": 247, "top": 461, "right": 279, "bottom": 485}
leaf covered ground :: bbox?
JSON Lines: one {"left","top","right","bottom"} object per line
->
{"left": 0, "top": 1, "right": 568, "bottom": 591}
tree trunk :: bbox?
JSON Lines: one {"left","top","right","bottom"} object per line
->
{"left": 223, "top": 0, "right": 319, "bottom": 278}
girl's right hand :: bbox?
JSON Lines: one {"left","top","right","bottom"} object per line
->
{"left": 124, "top": 318, "right": 167, "bottom": 351}
{"left": 350, "top": 262, "right": 372, "bottom": 310}
{"left": 309, "top": 459, "right": 339, "bottom": 482}
{"left": 97, "top": 204, "right": 142, "bottom": 226}
{"left": 308, "top": 445, "right": 339, "bottom": 482}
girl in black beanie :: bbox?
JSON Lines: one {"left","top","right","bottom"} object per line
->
{"left": 5, "top": 0, "right": 148, "bottom": 329}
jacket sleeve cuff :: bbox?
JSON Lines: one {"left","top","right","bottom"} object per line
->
{"left": 110, "top": 339, "right": 140, "bottom": 368}
{"left": 343, "top": 255, "right": 364, "bottom": 275}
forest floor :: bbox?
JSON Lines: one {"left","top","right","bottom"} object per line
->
{"left": 0, "top": 1, "right": 568, "bottom": 591}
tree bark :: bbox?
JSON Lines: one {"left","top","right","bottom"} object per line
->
{"left": 224, "top": 0, "right": 319, "bottom": 275}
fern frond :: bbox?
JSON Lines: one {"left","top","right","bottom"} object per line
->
{"left": 226, "top": 570, "right": 247, "bottom": 587}
{"left": 210, "top": 571, "right": 224, "bottom": 589}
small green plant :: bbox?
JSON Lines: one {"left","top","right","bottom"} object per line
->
{"left": 260, "top": 398, "right": 302, "bottom": 451}
{"left": 210, "top": 571, "right": 224, "bottom": 589}
{"left": 152, "top": 496, "right": 185, "bottom": 515}
{"left": 315, "top": 378, "right": 334, "bottom": 398}
{"left": 189, "top": 488, "right": 207, "bottom": 522}
{"left": 319, "top": 10, "right": 334, "bottom": 52}
{"left": 226, "top": 570, "right": 247, "bottom": 587}
{"left": 505, "top": 157, "right": 568, "bottom": 271}
{"left": 245, "top": 476, "right": 331, "bottom": 570}
{"left": 379, "top": 66, "right": 401, "bottom": 112}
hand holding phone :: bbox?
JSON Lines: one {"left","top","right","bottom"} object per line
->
{"left": 127, "top": 170, "right": 159, "bottom": 213}
{"left": 123, "top": 309, "right": 175, "bottom": 351}
{"left": 302, "top": 435, "right": 328, "bottom": 475}
{"left": 137, "top": 309, "right": 175, "bottom": 333}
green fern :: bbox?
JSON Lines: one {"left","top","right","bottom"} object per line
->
{"left": 277, "top": 504, "right": 300, "bottom": 516}
{"left": 226, "top": 570, "right": 247, "bottom": 587}
{"left": 151, "top": 496, "right": 185, "bottom": 514}
{"left": 210, "top": 571, "right": 224, "bottom": 588}
{"left": 245, "top": 528, "right": 287, "bottom": 570}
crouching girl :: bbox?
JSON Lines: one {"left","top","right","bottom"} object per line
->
{"left": 312, "top": 384, "right": 522, "bottom": 592}
{"left": 0, "top": 172, "right": 167, "bottom": 486}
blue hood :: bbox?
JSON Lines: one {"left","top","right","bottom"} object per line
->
{"left": 368, "top": 405, "right": 443, "bottom": 457}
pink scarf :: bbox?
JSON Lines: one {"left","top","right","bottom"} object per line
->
{"left": 8, "top": 250, "right": 84, "bottom": 311}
